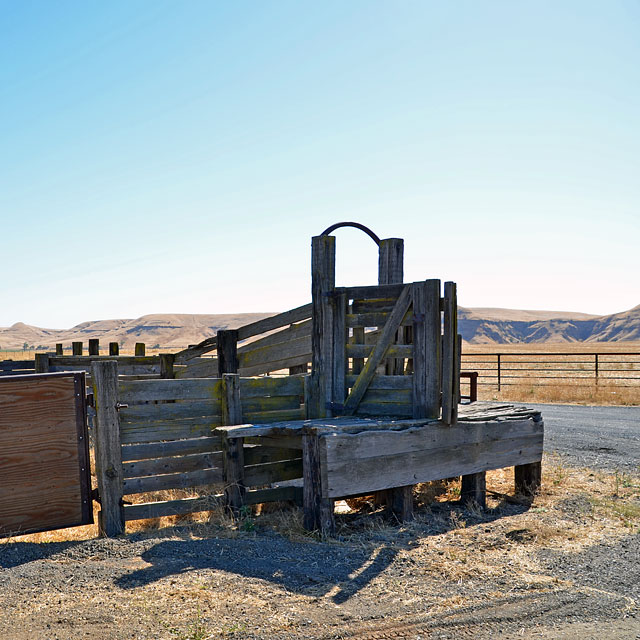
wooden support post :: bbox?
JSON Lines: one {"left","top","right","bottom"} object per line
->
{"left": 386, "top": 485, "right": 413, "bottom": 522}
{"left": 412, "top": 280, "right": 441, "bottom": 419}
{"left": 332, "top": 291, "right": 347, "bottom": 412}
{"left": 217, "top": 330, "right": 239, "bottom": 377}
{"left": 461, "top": 472, "right": 486, "bottom": 509}
{"left": 34, "top": 353, "right": 50, "bottom": 373}
{"left": 442, "top": 282, "right": 458, "bottom": 425}
{"left": 309, "top": 234, "right": 336, "bottom": 418}
{"left": 221, "top": 374, "right": 244, "bottom": 512}
{"left": 378, "top": 238, "right": 405, "bottom": 376}
{"left": 72, "top": 341, "right": 83, "bottom": 356}
{"left": 88, "top": 339, "right": 100, "bottom": 356}
{"left": 134, "top": 343, "right": 145, "bottom": 356}
{"left": 109, "top": 342, "right": 119, "bottom": 356}
{"left": 159, "top": 353, "right": 175, "bottom": 379}
{"left": 55, "top": 343, "right": 63, "bottom": 356}
{"left": 91, "top": 360, "right": 125, "bottom": 537}
{"left": 515, "top": 462, "right": 542, "bottom": 498}
{"left": 302, "top": 428, "right": 335, "bottom": 536}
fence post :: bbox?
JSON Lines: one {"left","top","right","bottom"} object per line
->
{"left": 134, "top": 343, "right": 145, "bottom": 356}
{"left": 221, "top": 373, "right": 245, "bottom": 512}
{"left": 217, "top": 330, "right": 239, "bottom": 376}
{"left": 497, "top": 354, "right": 502, "bottom": 392}
{"left": 72, "top": 342, "right": 83, "bottom": 356}
{"left": 34, "top": 353, "right": 50, "bottom": 373}
{"left": 159, "top": 353, "right": 175, "bottom": 379}
{"left": 88, "top": 339, "right": 100, "bottom": 356}
{"left": 109, "top": 342, "right": 119, "bottom": 356}
{"left": 55, "top": 343, "right": 63, "bottom": 356}
{"left": 92, "top": 360, "right": 125, "bottom": 536}
{"left": 595, "top": 353, "right": 599, "bottom": 386}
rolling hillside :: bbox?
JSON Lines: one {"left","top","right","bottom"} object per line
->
{"left": 2, "top": 304, "right": 640, "bottom": 351}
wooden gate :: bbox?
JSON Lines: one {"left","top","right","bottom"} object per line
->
{"left": 0, "top": 372, "right": 93, "bottom": 537}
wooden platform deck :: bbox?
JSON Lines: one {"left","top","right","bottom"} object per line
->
{"left": 216, "top": 402, "right": 544, "bottom": 535}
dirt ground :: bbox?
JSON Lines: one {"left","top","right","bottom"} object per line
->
{"left": 1, "top": 461, "right": 639, "bottom": 640}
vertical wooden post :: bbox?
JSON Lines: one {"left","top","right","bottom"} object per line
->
{"left": 412, "top": 280, "right": 441, "bottom": 419}
{"left": 515, "top": 462, "right": 542, "bottom": 497}
{"left": 332, "top": 291, "right": 347, "bottom": 412}
{"left": 497, "top": 354, "right": 502, "bottom": 392}
{"left": 595, "top": 353, "right": 599, "bottom": 386}
{"left": 34, "top": 353, "right": 50, "bottom": 373}
{"left": 72, "top": 342, "right": 83, "bottom": 356}
{"left": 302, "top": 427, "right": 335, "bottom": 536}
{"left": 461, "top": 472, "right": 486, "bottom": 508}
{"left": 217, "top": 330, "right": 239, "bottom": 377}
{"left": 378, "top": 238, "right": 405, "bottom": 375}
{"left": 386, "top": 485, "right": 413, "bottom": 522}
{"left": 159, "top": 353, "right": 175, "bottom": 379}
{"left": 91, "top": 360, "right": 125, "bottom": 537}
{"left": 88, "top": 339, "right": 100, "bottom": 356}
{"left": 55, "top": 343, "right": 63, "bottom": 356}
{"left": 221, "top": 374, "right": 245, "bottom": 512}
{"left": 442, "top": 281, "right": 458, "bottom": 425}
{"left": 309, "top": 235, "right": 336, "bottom": 418}
{"left": 109, "top": 342, "right": 119, "bottom": 356}
{"left": 134, "top": 343, "right": 145, "bottom": 356}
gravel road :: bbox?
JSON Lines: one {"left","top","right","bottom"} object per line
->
{"left": 515, "top": 403, "right": 640, "bottom": 473}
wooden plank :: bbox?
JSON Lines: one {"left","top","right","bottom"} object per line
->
{"left": 336, "top": 283, "right": 406, "bottom": 301}
{"left": 118, "top": 400, "right": 221, "bottom": 423}
{"left": 124, "top": 495, "right": 221, "bottom": 521}
{"left": 238, "top": 335, "right": 312, "bottom": 370}
{"left": 174, "top": 358, "right": 218, "bottom": 379}
{"left": 120, "top": 420, "right": 221, "bottom": 444}
{"left": 442, "top": 281, "right": 457, "bottom": 425}
{"left": 239, "top": 353, "right": 312, "bottom": 377}
{"left": 343, "top": 285, "right": 413, "bottom": 415}
{"left": 238, "top": 319, "right": 311, "bottom": 353}
{"left": 243, "top": 458, "right": 303, "bottom": 487}
{"left": 240, "top": 376, "right": 304, "bottom": 398}
{"left": 242, "top": 407, "right": 305, "bottom": 423}
{"left": 243, "top": 485, "right": 303, "bottom": 506}
{"left": 355, "top": 402, "right": 413, "bottom": 417}
{"left": 322, "top": 418, "right": 543, "bottom": 498}
{"left": 237, "top": 303, "right": 313, "bottom": 341}
{"left": 242, "top": 394, "right": 302, "bottom": 413}
{"left": 122, "top": 451, "right": 223, "bottom": 479}
{"left": 92, "top": 361, "right": 125, "bottom": 536}
{"left": 346, "top": 374, "right": 413, "bottom": 390}
{"left": 412, "top": 280, "right": 441, "bottom": 419}
{"left": 346, "top": 344, "right": 413, "bottom": 359}
{"left": 0, "top": 373, "right": 92, "bottom": 537}
{"left": 244, "top": 445, "right": 302, "bottom": 465}
{"left": 51, "top": 355, "right": 160, "bottom": 366}
{"left": 119, "top": 378, "right": 222, "bottom": 404}
{"left": 121, "top": 436, "right": 222, "bottom": 461}
{"left": 332, "top": 291, "right": 347, "bottom": 410}
{"left": 351, "top": 299, "right": 396, "bottom": 314}
{"left": 360, "top": 388, "right": 412, "bottom": 404}
{"left": 346, "top": 311, "right": 413, "bottom": 328}
{"left": 123, "top": 468, "right": 224, "bottom": 495}
{"left": 243, "top": 435, "right": 303, "bottom": 450}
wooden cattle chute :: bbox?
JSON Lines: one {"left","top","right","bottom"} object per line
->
{"left": 88, "top": 225, "right": 543, "bottom": 537}
{"left": 0, "top": 372, "right": 93, "bottom": 537}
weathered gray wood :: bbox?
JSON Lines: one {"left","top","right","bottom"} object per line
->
{"left": 123, "top": 467, "right": 223, "bottom": 495}
{"left": 239, "top": 319, "right": 311, "bottom": 353}
{"left": 238, "top": 335, "right": 311, "bottom": 372}
{"left": 336, "top": 283, "right": 406, "bottom": 301}
{"left": 244, "top": 458, "right": 303, "bottom": 487}
{"left": 346, "top": 311, "right": 413, "bottom": 328}
{"left": 442, "top": 282, "right": 458, "bottom": 425}
{"left": 174, "top": 358, "right": 218, "bottom": 379}
{"left": 242, "top": 395, "right": 301, "bottom": 414}
{"left": 50, "top": 355, "right": 160, "bottom": 367}
{"left": 124, "top": 495, "right": 222, "bottom": 521}
{"left": 121, "top": 436, "right": 222, "bottom": 461}
{"left": 89, "top": 339, "right": 100, "bottom": 356}
{"left": 34, "top": 353, "right": 50, "bottom": 373}
{"left": 346, "top": 344, "right": 413, "bottom": 359}
{"left": 118, "top": 400, "right": 221, "bottom": 423}
{"left": 355, "top": 401, "right": 412, "bottom": 417}
{"left": 120, "top": 419, "right": 222, "bottom": 444}
{"left": 92, "top": 360, "right": 125, "bottom": 536}
{"left": 461, "top": 471, "right": 486, "bottom": 508}
{"left": 109, "top": 342, "right": 119, "bottom": 356}
{"left": 515, "top": 461, "right": 542, "bottom": 497}
{"left": 119, "top": 378, "right": 222, "bottom": 404}
{"left": 322, "top": 418, "right": 543, "bottom": 498}
{"left": 243, "top": 445, "right": 301, "bottom": 466}
{"left": 351, "top": 326, "right": 365, "bottom": 375}
{"left": 55, "top": 343, "right": 63, "bottom": 356}
{"left": 160, "top": 353, "right": 175, "bottom": 379}
{"left": 345, "top": 374, "right": 413, "bottom": 390}
{"left": 332, "top": 291, "right": 347, "bottom": 411}
{"left": 217, "top": 330, "right": 239, "bottom": 377}
{"left": 309, "top": 235, "right": 335, "bottom": 418}
{"left": 240, "top": 376, "right": 304, "bottom": 398}
{"left": 239, "top": 353, "right": 311, "bottom": 378}
{"left": 243, "top": 435, "right": 303, "bottom": 450}
{"left": 220, "top": 373, "right": 244, "bottom": 511}
{"left": 242, "top": 407, "right": 305, "bottom": 424}
{"left": 135, "top": 343, "right": 146, "bottom": 356}
{"left": 122, "top": 451, "right": 223, "bottom": 479}
{"left": 303, "top": 429, "right": 335, "bottom": 535}
{"left": 387, "top": 485, "right": 413, "bottom": 522}
{"left": 343, "top": 285, "right": 412, "bottom": 415}
{"left": 412, "top": 280, "right": 441, "bottom": 419}
{"left": 72, "top": 342, "right": 83, "bottom": 356}
{"left": 222, "top": 374, "right": 242, "bottom": 426}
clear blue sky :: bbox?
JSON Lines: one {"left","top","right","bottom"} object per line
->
{"left": 2, "top": 1, "right": 639, "bottom": 328}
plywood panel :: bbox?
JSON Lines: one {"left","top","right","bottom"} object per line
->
{"left": 0, "top": 373, "right": 92, "bottom": 537}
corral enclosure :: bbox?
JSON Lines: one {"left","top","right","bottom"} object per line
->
{"left": 0, "top": 225, "right": 544, "bottom": 538}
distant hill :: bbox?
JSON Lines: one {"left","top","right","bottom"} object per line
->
{"left": 458, "top": 305, "right": 640, "bottom": 344}
{"left": 2, "top": 304, "right": 640, "bottom": 351}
